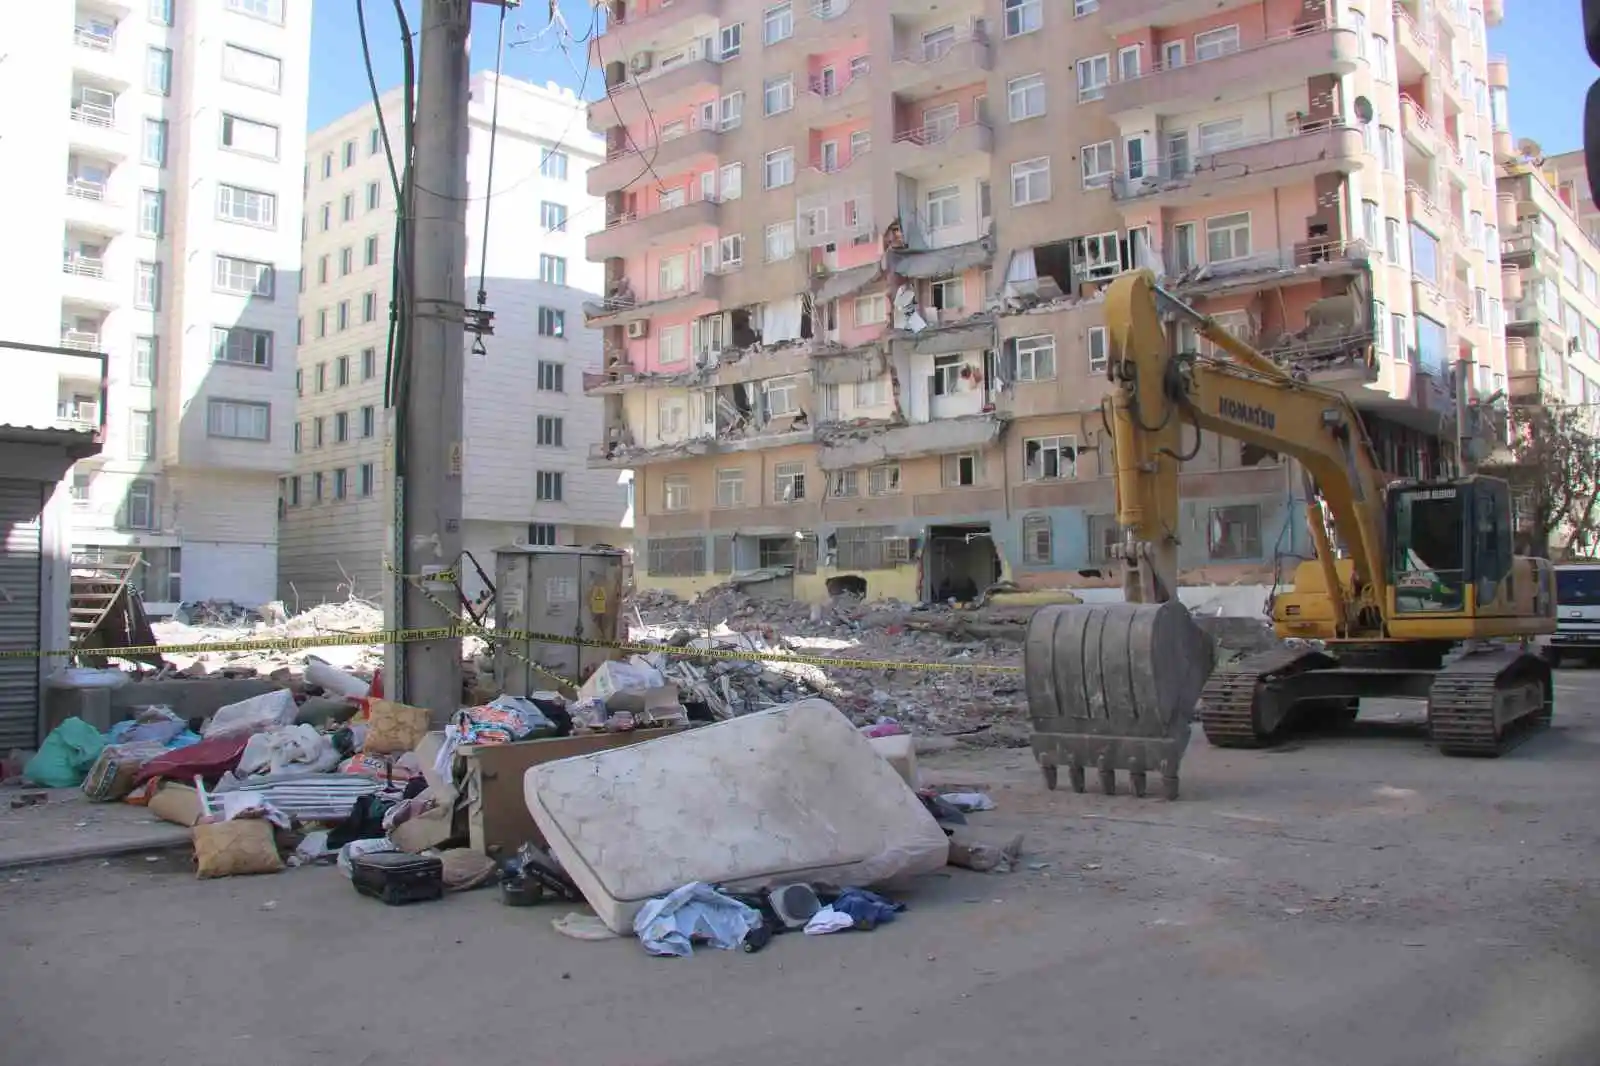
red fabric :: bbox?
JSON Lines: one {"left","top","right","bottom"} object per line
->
{"left": 132, "top": 734, "right": 249, "bottom": 787}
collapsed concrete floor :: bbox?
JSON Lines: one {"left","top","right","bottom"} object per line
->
{"left": 5, "top": 679, "right": 1600, "bottom": 1065}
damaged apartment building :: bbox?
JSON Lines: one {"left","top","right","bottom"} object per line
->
{"left": 581, "top": 0, "right": 1506, "bottom": 602}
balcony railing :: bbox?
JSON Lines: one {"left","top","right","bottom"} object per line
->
{"left": 605, "top": 118, "right": 723, "bottom": 161}
{"left": 66, "top": 176, "right": 108, "bottom": 200}
{"left": 1399, "top": 93, "right": 1435, "bottom": 135}
{"left": 70, "top": 101, "right": 115, "bottom": 128}
{"left": 805, "top": 68, "right": 867, "bottom": 100}
{"left": 602, "top": 192, "right": 720, "bottom": 230}
{"left": 60, "top": 329, "right": 103, "bottom": 351}
{"left": 810, "top": 0, "right": 853, "bottom": 17}
{"left": 74, "top": 26, "right": 115, "bottom": 51}
{"left": 1111, "top": 120, "right": 1359, "bottom": 200}
{"left": 63, "top": 254, "right": 106, "bottom": 278}
{"left": 894, "top": 120, "right": 983, "bottom": 148}
{"left": 57, "top": 401, "right": 99, "bottom": 425}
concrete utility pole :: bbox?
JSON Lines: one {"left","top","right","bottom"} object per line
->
{"left": 390, "top": 0, "right": 473, "bottom": 715}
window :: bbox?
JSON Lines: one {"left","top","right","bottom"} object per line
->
{"left": 1004, "top": 0, "right": 1042, "bottom": 37}
{"left": 125, "top": 478, "right": 155, "bottom": 528}
{"left": 658, "top": 475, "right": 692, "bottom": 512}
{"left": 312, "top": 472, "right": 324, "bottom": 503}
{"left": 715, "top": 468, "right": 745, "bottom": 508}
{"left": 146, "top": 47, "right": 172, "bottom": 95}
{"left": 537, "top": 306, "right": 566, "bottom": 338}
{"left": 921, "top": 103, "right": 959, "bottom": 142}
{"left": 1011, "top": 157, "right": 1051, "bottom": 205}
{"left": 320, "top": 203, "right": 331, "bottom": 230}
{"left": 720, "top": 162, "right": 743, "bottom": 200}
{"left": 764, "top": 75, "right": 793, "bottom": 115}
{"left": 1014, "top": 334, "right": 1056, "bottom": 380}
{"left": 930, "top": 277, "right": 963, "bottom": 313}
{"left": 537, "top": 360, "right": 565, "bottom": 392}
{"left": 1077, "top": 54, "right": 1110, "bottom": 102}
{"left": 658, "top": 254, "right": 688, "bottom": 294}
{"left": 227, "top": 0, "right": 285, "bottom": 21}
{"left": 340, "top": 247, "right": 354, "bottom": 275}
{"left": 341, "top": 193, "right": 355, "bottom": 222}
{"left": 764, "top": 377, "right": 801, "bottom": 416}
{"left": 854, "top": 293, "right": 887, "bottom": 326}
{"left": 774, "top": 461, "right": 806, "bottom": 502}
{"left": 831, "top": 470, "right": 859, "bottom": 498}
{"left": 1205, "top": 212, "right": 1251, "bottom": 262}
{"left": 1362, "top": 199, "right": 1380, "bottom": 246}
{"left": 867, "top": 464, "right": 901, "bottom": 497}
{"left": 220, "top": 113, "right": 280, "bottom": 159}
{"left": 764, "top": 147, "right": 794, "bottom": 188}
{"left": 539, "top": 255, "right": 567, "bottom": 285}
{"left": 318, "top": 255, "right": 330, "bottom": 284}
{"left": 336, "top": 301, "right": 351, "bottom": 331}
{"left": 539, "top": 201, "right": 568, "bottom": 232}
{"left": 142, "top": 119, "right": 168, "bottom": 166}
{"left": 135, "top": 261, "right": 161, "bottom": 309}
{"left": 335, "top": 355, "right": 350, "bottom": 386}
{"left": 364, "top": 181, "right": 381, "bottom": 211}
{"left": 217, "top": 184, "right": 276, "bottom": 227}
{"left": 342, "top": 140, "right": 356, "bottom": 168}
{"left": 720, "top": 23, "right": 743, "bottom": 59}
{"left": 369, "top": 128, "right": 382, "bottom": 156}
{"left": 357, "top": 464, "right": 376, "bottom": 499}
{"left": 1089, "top": 514, "right": 1119, "bottom": 565}
{"left": 524, "top": 522, "right": 558, "bottom": 547}
{"left": 207, "top": 400, "right": 270, "bottom": 441}
{"left": 1378, "top": 126, "right": 1397, "bottom": 172}
{"left": 1206, "top": 504, "right": 1260, "bottom": 560}
{"left": 211, "top": 326, "right": 272, "bottom": 367}
{"left": 1196, "top": 117, "right": 1244, "bottom": 153}
{"left": 133, "top": 337, "right": 156, "bottom": 386}
{"left": 535, "top": 471, "right": 564, "bottom": 501}
{"left": 1385, "top": 217, "right": 1403, "bottom": 262}
{"left": 1171, "top": 222, "right": 1198, "bottom": 271}
{"left": 313, "top": 416, "right": 325, "bottom": 447}
{"left": 1372, "top": 35, "right": 1392, "bottom": 81}
{"left": 1074, "top": 0, "right": 1099, "bottom": 13}
{"left": 540, "top": 148, "right": 568, "bottom": 180}
{"left": 763, "top": 2, "right": 793, "bottom": 45}
{"left": 1163, "top": 40, "right": 1185, "bottom": 68}
{"left": 1410, "top": 223, "right": 1439, "bottom": 284}
{"left": 222, "top": 44, "right": 282, "bottom": 91}
{"left": 1194, "top": 25, "right": 1240, "bottom": 61}
{"left": 536, "top": 415, "right": 564, "bottom": 447}
{"left": 333, "top": 468, "right": 348, "bottom": 501}
{"left": 363, "top": 292, "right": 378, "bottom": 323}
{"left": 214, "top": 255, "right": 274, "bottom": 298}
{"left": 321, "top": 153, "right": 333, "bottom": 179}
{"left": 648, "top": 536, "right": 707, "bottom": 576}
{"left": 292, "top": 421, "right": 302, "bottom": 453}
{"left": 1081, "top": 141, "right": 1114, "bottom": 188}
{"left": 138, "top": 189, "right": 164, "bottom": 237}
{"left": 1391, "top": 312, "right": 1409, "bottom": 361}
{"left": 315, "top": 363, "right": 328, "bottom": 393}
{"left": 942, "top": 452, "right": 979, "bottom": 487}
{"left": 718, "top": 234, "right": 744, "bottom": 269}
{"left": 365, "top": 235, "right": 380, "bottom": 266}
{"left": 361, "top": 405, "right": 376, "bottom": 438}
{"left": 1007, "top": 74, "right": 1046, "bottom": 122}
{"left": 149, "top": 0, "right": 172, "bottom": 24}
{"left": 659, "top": 324, "right": 687, "bottom": 365}
{"left": 1023, "top": 435, "right": 1076, "bottom": 481}
{"left": 765, "top": 221, "right": 796, "bottom": 261}
{"left": 334, "top": 411, "right": 349, "bottom": 442}
{"left": 1022, "top": 514, "right": 1053, "bottom": 565}
{"left": 926, "top": 185, "right": 962, "bottom": 229}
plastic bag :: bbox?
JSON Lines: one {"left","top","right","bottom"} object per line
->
{"left": 202, "top": 689, "right": 297, "bottom": 739}
{"left": 24, "top": 717, "right": 106, "bottom": 787}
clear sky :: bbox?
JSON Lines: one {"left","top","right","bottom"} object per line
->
{"left": 308, "top": 2, "right": 1585, "bottom": 153}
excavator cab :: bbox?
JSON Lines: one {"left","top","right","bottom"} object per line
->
{"left": 1387, "top": 476, "right": 1511, "bottom": 617}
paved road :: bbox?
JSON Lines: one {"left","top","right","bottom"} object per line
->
{"left": 4, "top": 675, "right": 1600, "bottom": 1066}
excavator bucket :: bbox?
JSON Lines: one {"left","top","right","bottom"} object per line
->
{"left": 1024, "top": 601, "right": 1215, "bottom": 800}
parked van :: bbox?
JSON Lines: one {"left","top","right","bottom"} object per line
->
{"left": 1542, "top": 562, "right": 1600, "bottom": 666}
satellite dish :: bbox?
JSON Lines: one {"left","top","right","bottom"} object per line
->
{"left": 1353, "top": 95, "right": 1374, "bottom": 124}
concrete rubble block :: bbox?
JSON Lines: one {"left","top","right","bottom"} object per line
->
{"left": 524, "top": 698, "right": 951, "bottom": 934}
{"left": 44, "top": 677, "right": 285, "bottom": 734}
{"left": 867, "top": 733, "right": 918, "bottom": 788}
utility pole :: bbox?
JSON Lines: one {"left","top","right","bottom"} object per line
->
{"left": 389, "top": 0, "right": 473, "bottom": 716}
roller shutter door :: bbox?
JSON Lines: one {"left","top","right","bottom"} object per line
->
{"left": 0, "top": 479, "right": 43, "bottom": 750}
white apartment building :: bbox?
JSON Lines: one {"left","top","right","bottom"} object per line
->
{"left": 279, "top": 72, "right": 627, "bottom": 606}
{"left": 0, "top": 0, "right": 311, "bottom": 611}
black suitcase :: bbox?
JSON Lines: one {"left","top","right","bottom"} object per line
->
{"left": 350, "top": 851, "right": 444, "bottom": 905}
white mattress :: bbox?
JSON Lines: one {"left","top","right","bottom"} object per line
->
{"left": 524, "top": 699, "right": 951, "bottom": 934}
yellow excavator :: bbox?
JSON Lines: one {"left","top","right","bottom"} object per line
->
{"left": 1024, "top": 270, "right": 1556, "bottom": 800}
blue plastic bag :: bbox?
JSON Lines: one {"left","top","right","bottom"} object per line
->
{"left": 23, "top": 717, "right": 107, "bottom": 787}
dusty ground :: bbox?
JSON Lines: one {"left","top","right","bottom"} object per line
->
{"left": 4, "top": 674, "right": 1600, "bottom": 1066}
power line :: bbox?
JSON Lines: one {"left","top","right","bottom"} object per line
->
{"left": 471, "top": 0, "right": 510, "bottom": 352}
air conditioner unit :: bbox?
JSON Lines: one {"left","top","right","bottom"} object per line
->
{"left": 626, "top": 320, "right": 649, "bottom": 339}
{"left": 630, "top": 51, "right": 654, "bottom": 74}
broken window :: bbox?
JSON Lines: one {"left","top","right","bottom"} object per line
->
{"left": 836, "top": 525, "right": 903, "bottom": 570}
{"left": 1206, "top": 504, "right": 1261, "bottom": 561}
{"left": 942, "top": 452, "right": 979, "bottom": 487}
{"left": 832, "top": 469, "right": 859, "bottom": 497}
{"left": 1087, "top": 513, "right": 1119, "bottom": 564}
{"left": 932, "top": 354, "right": 963, "bottom": 396}
{"left": 647, "top": 536, "right": 706, "bottom": 576}
{"left": 774, "top": 461, "right": 806, "bottom": 501}
{"left": 867, "top": 464, "right": 901, "bottom": 496}
{"left": 1023, "top": 435, "right": 1077, "bottom": 481}
{"left": 1070, "top": 232, "right": 1122, "bottom": 280}
{"left": 1022, "top": 513, "right": 1052, "bottom": 565}
{"left": 929, "top": 276, "right": 964, "bottom": 313}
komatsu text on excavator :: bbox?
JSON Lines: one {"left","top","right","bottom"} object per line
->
{"left": 1024, "top": 270, "right": 1556, "bottom": 800}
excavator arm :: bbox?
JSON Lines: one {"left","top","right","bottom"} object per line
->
{"left": 1101, "top": 269, "right": 1390, "bottom": 636}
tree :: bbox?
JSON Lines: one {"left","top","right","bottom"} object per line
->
{"left": 1486, "top": 402, "right": 1600, "bottom": 559}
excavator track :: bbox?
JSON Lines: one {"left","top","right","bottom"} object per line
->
{"left": 1426, "top": 648, "right": 1552, "bottom": 757}
{"left": 1198, "top": 646, "right": 1330, "bottom": 748}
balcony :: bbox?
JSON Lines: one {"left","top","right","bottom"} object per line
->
{"left": 1500, "top": 264, "right": 1523, "bottom": 302}
{"left": 1112, "top": 122, "right": 1363, "bottom": 207}
{"left": 1103, "top": 0, "right": 1251, "bottom": 34}
{"left": 1399, "top": 94, "right": 1438, "bottom": 154}
{"left": 1487, "top": 54, "right": 1509, "bottom": 88}
{"left": 888, "top": 33, "right": 991, "bottom": 100}
{"left": 582, "top": 272, "right": 724, "bottom": 328}
{"left": 1103, "top": 23, "right": 1359, "bottom": 119}
{"left": 1405, "top": 181, "right": 1451, "bottom": 237}
{"left": 1435, "top": 60, "right": 1466, "bottom": 116}
{"left": 794, "top": 0, "right": 866, "bottom": 44}
{"left": 1393, "top": 5, "right": 1435, "bottom": 79}
{"left": 796, "top": 67, "right": 870, "bottom": 123}
{"left": 60, "top": 328, "right": 103, "bottom": 353}
{"left": 597, "top": 0, "right": 722, "bottom": 57}
{"left": 588, "top": 124, "right": 723, "bottom": 196}
{"left": 63, "top": 176, "right": 125, "bottom": 234}
{"left": 892, "top": 121, "right": 991, "bottom": 180}
{"left": 56, "top": 399, "right": 100, "bottom": 431}
{"left": 1411, "top": 277, "right": 1449, "bottom": 323}
{"left": 590, "top": 56, "right": 721, "bottom": 133}
{"left": 62, "top": 253, "right": 119, "bottom": 309}
{"left": 67, "top": 97, "right": 128, "bottom": 159}
{"left": 798, "top": 149, "right": 871, "bottom": 195}
{"left": 587, "top": 197, "right": 722, "bottom": 260}
{"left": 1166, "top": 239, "right": 1371, "bottom": 299}
{"left": 1505, "top": 298, "right": 1561, "bottom": 340}
{"left": 71, "top": 25, "right": 134, "bottom": 88}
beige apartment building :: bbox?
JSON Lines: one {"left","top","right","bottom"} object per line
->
{"left": 583, "top": 0, "right": 1508, "bottom": 603}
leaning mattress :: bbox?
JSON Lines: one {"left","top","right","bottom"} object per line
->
{"left": 524, "top": 698, "right": 950, "bottom": 934}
